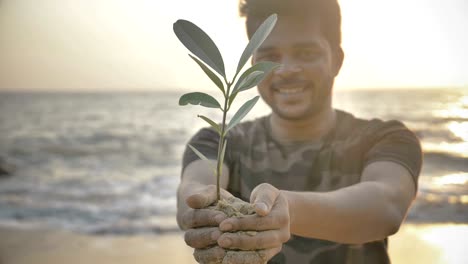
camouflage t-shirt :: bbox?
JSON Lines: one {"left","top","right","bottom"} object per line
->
{"left": 182, "top": 109, "right": 422, "bottom": 264}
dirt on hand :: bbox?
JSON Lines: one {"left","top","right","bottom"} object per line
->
{"left": 196, "top": 196, "right": 267, "bottom": 264}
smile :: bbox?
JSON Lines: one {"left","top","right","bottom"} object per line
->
{"left": 275, "top": 87, "right": 306, "bottom": 95}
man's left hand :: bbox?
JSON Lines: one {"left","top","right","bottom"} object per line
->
{"left": 217, "top": 183, "right": 291, "bottom": 253}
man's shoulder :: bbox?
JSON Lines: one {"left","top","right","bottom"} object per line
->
{"left": 335, "top": 109, "right": 413, "bottom": 141}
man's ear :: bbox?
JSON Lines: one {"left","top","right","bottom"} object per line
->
{"left": 333, "top": 47, "right": 344, "bottom": 77}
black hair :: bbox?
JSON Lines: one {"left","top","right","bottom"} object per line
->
{"left": 239, "top": 0, "right": 342, "bottom": 48}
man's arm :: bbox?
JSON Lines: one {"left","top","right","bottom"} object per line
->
{"left": 217, "top": 161, "right": 416, "bottom": 248}
{"left": 284, "top": 161, "right": 416, "bottom": 244}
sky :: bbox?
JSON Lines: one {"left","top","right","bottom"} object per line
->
{"left": 0, "top": 0, "right": 467, "bottom": 92}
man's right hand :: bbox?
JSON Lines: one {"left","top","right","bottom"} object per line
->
{"left": 180, "top": 185, "right": 232, "bottom": 250}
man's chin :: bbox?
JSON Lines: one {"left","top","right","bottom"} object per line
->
{"left": 274, "top": 110, "right": 312, "bottom": 121}
{"left": 272, "top": 105, "right": 326, "bottom": 121}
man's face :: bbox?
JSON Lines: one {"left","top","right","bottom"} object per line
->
{"left": 252, "top": 15, "right": 343, "bottom": 121}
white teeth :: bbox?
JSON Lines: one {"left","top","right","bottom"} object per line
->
{"left": 277, "top": 87, "right": 304, "bottom": 95}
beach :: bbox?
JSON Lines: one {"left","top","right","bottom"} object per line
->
{"left": 0, "top": 225, "right": 194, "bottom": 264}
{"left": 1, "top": 223, "right": 467, "bottom": 264}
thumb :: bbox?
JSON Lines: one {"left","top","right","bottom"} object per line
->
{"left": 250, "top": 183, "right": 280, "bottom": 216}
{"left": 186, "top": 185, "right": 218, "bottom": 209}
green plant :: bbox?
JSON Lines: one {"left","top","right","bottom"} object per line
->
{"left": 173, "top": 14, "right": 279, "bottom": 202}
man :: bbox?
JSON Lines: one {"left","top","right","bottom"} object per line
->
{"left": 177, "top": 0, "right": 422, "bottom": 263}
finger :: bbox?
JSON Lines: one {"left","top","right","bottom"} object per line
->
{"left": 193, "top": 246, "right": 225, "bottom": 264}
{"left": 250, "top": 183, "right": 280, "bottom": 216}
{"left": 181, "top": 208, "right": 227, "bottom": 229}
{"left": 220, "top": 195, "right": 289, "bottom": 232}
{"left": 186, "top": 185, "right": 218, "bottom": 209}
{"left": 218, "top": 229, "right": 290, "bottom": 250}
{"left": 222, "top": 246, "right": 282, "bottom": 263}
{"left": 186, "top": 186, "right": 234, "bottom": 209}
{"left": 185, "top": 227, "right": 222, "bottom": 249}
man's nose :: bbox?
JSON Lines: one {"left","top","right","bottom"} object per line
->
{"left": 274, "top": 59, "right": 302, "bottom": 78}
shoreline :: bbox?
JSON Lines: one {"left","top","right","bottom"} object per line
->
{"left": 0, "top": 223, "right": 467, "bottom": 264}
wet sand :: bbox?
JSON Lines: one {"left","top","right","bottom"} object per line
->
{"left": 0, "top": 223, "right": 466, "bottom": 264}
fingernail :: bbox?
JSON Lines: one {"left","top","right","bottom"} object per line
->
{"left": 256, "top": 202, "right": 268, "bottom": 212}
{"left": 219, "top": 238, "right": 231, "bottom": 248}
{"left": 220, "top": 222, "right": 232, "bottom": 231}
{"left": 211, "top": 230, "right": 221, "bottom": 240}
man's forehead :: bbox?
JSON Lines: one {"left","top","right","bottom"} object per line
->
{"left": 257, "top": 41, "right": 323, "bottom": 53}
{"left": 256, "top": 16, "right": 325, "bottom": 50}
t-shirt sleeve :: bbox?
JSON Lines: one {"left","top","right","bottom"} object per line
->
{"left": 181, "top": 127, "right": 220, "bottom": 175}
{"left": 363, "top": 120, "right": 423, "bottom": 189}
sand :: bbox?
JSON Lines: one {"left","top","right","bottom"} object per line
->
{"left": 0, "top": 227, "right": 195, "bottom": 264}
{"left": 0, "top": 223, "right": 467, "bottom": 264}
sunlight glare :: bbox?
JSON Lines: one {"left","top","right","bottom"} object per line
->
{"left": 422, "top": 142, "right": 468, "bottom": 158}
{"left": 418, "top": 225, "right": 468, "bottom": 264}
{"left": 435, "top": 108, "right": 468, "bottom": 120}
{"left": 432, "top": 173, "right": 468, "bottom": 186}
{"left": 447, "top": 122, "right": 468, "bottom": 142}
{"left": 460, "top": 96, "right": 468, "bottom": 107}
{"left": 461, "top": 195, "right": 468, "bottom": 204}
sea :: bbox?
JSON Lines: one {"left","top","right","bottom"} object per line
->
{"left": 0, "top": 88, "right": 467, "bottom": 235}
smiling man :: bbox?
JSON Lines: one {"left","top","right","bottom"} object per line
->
{"left": 177, "top": 0, "right": 422, "bottom": 263}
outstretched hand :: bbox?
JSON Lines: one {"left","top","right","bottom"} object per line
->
{"left": 181, "top": 185, "right": 231, "bottom": 249}
{"left": 216, "top": 183, "right": 290, "bottom": 260}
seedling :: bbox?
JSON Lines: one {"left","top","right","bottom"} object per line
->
{"left": 173, "top": 14, "right": 279, "bottom": 202}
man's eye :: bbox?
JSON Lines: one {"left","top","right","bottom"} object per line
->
{"left": 257, "top": 54, "right": 280, "bottom": 62}
{"left": 298, "top": 50, "right": 320, "bottom": 60}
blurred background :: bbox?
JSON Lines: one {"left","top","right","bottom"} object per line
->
{"left": 0, "top": 0, "right": 467, "bottom": 263}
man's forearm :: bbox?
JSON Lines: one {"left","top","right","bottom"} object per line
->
{"left": 282, "top": 181, "right": 407, "bottom": 244}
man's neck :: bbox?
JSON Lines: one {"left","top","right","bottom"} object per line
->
{"left": 270, "top": 108, "right": 336, "bottom": 143}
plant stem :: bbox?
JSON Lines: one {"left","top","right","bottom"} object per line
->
{"left": 215, "top": 82, "right": 231, "bottom": 202}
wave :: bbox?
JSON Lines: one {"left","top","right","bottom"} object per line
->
{"left": 413, "top": 128, "right": 466, "bottom": 143}
{"left": 422, "top": 151, "right": 468, "bottom": 174}
{"left": 0, "top": 217, "right": 182, "bottom": 236}
{"left": 407, "top": 194, "right": 468, "bottom": 223}
{"left": 0, "top": 172, "right": 180, "bottom": 235}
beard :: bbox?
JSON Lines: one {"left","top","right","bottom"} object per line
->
{"left": 266, "top": 77, "right": 334, "bottom": 121}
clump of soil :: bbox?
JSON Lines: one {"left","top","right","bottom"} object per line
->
{"left": 195, "top": 196, "right": 267, "bottom": 264}
{"left": 214, "top": 196, "right": 256, "bottom": 217}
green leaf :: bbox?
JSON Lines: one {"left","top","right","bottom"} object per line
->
{"left": 188, "top": 144, "right": 209, "bottom": 161}
{"left": 198, "top": 115, "right": 221, "bottom": 135}
{"left": 233, "top": 61, "right": 280, "bottom": 93}
{"left": 228, "top": 91, "right": 238, "bottom": 108}
{"left": 179, "top": 92, "right": 221, "bottom": 109}
{"left": 173, "top": 19, "right": 226, "bottom": 77}
{"left": 189, "top": 55, "right": 225, "bottom": 95}
{"left": 234, "top": 71, "right": 264, "bottom": 92}
{"left": 226, "top": 96, "right": 260, "bottom": 133}
{"left": 236, "top": 14, "right": 277, "bottom": 74}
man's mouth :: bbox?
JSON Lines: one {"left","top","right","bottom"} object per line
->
{"left": 272, "top": 80, "right": 312, "bottom": 96}
{"left": 276, "top": 87, "right": 305, "bottom": 95}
